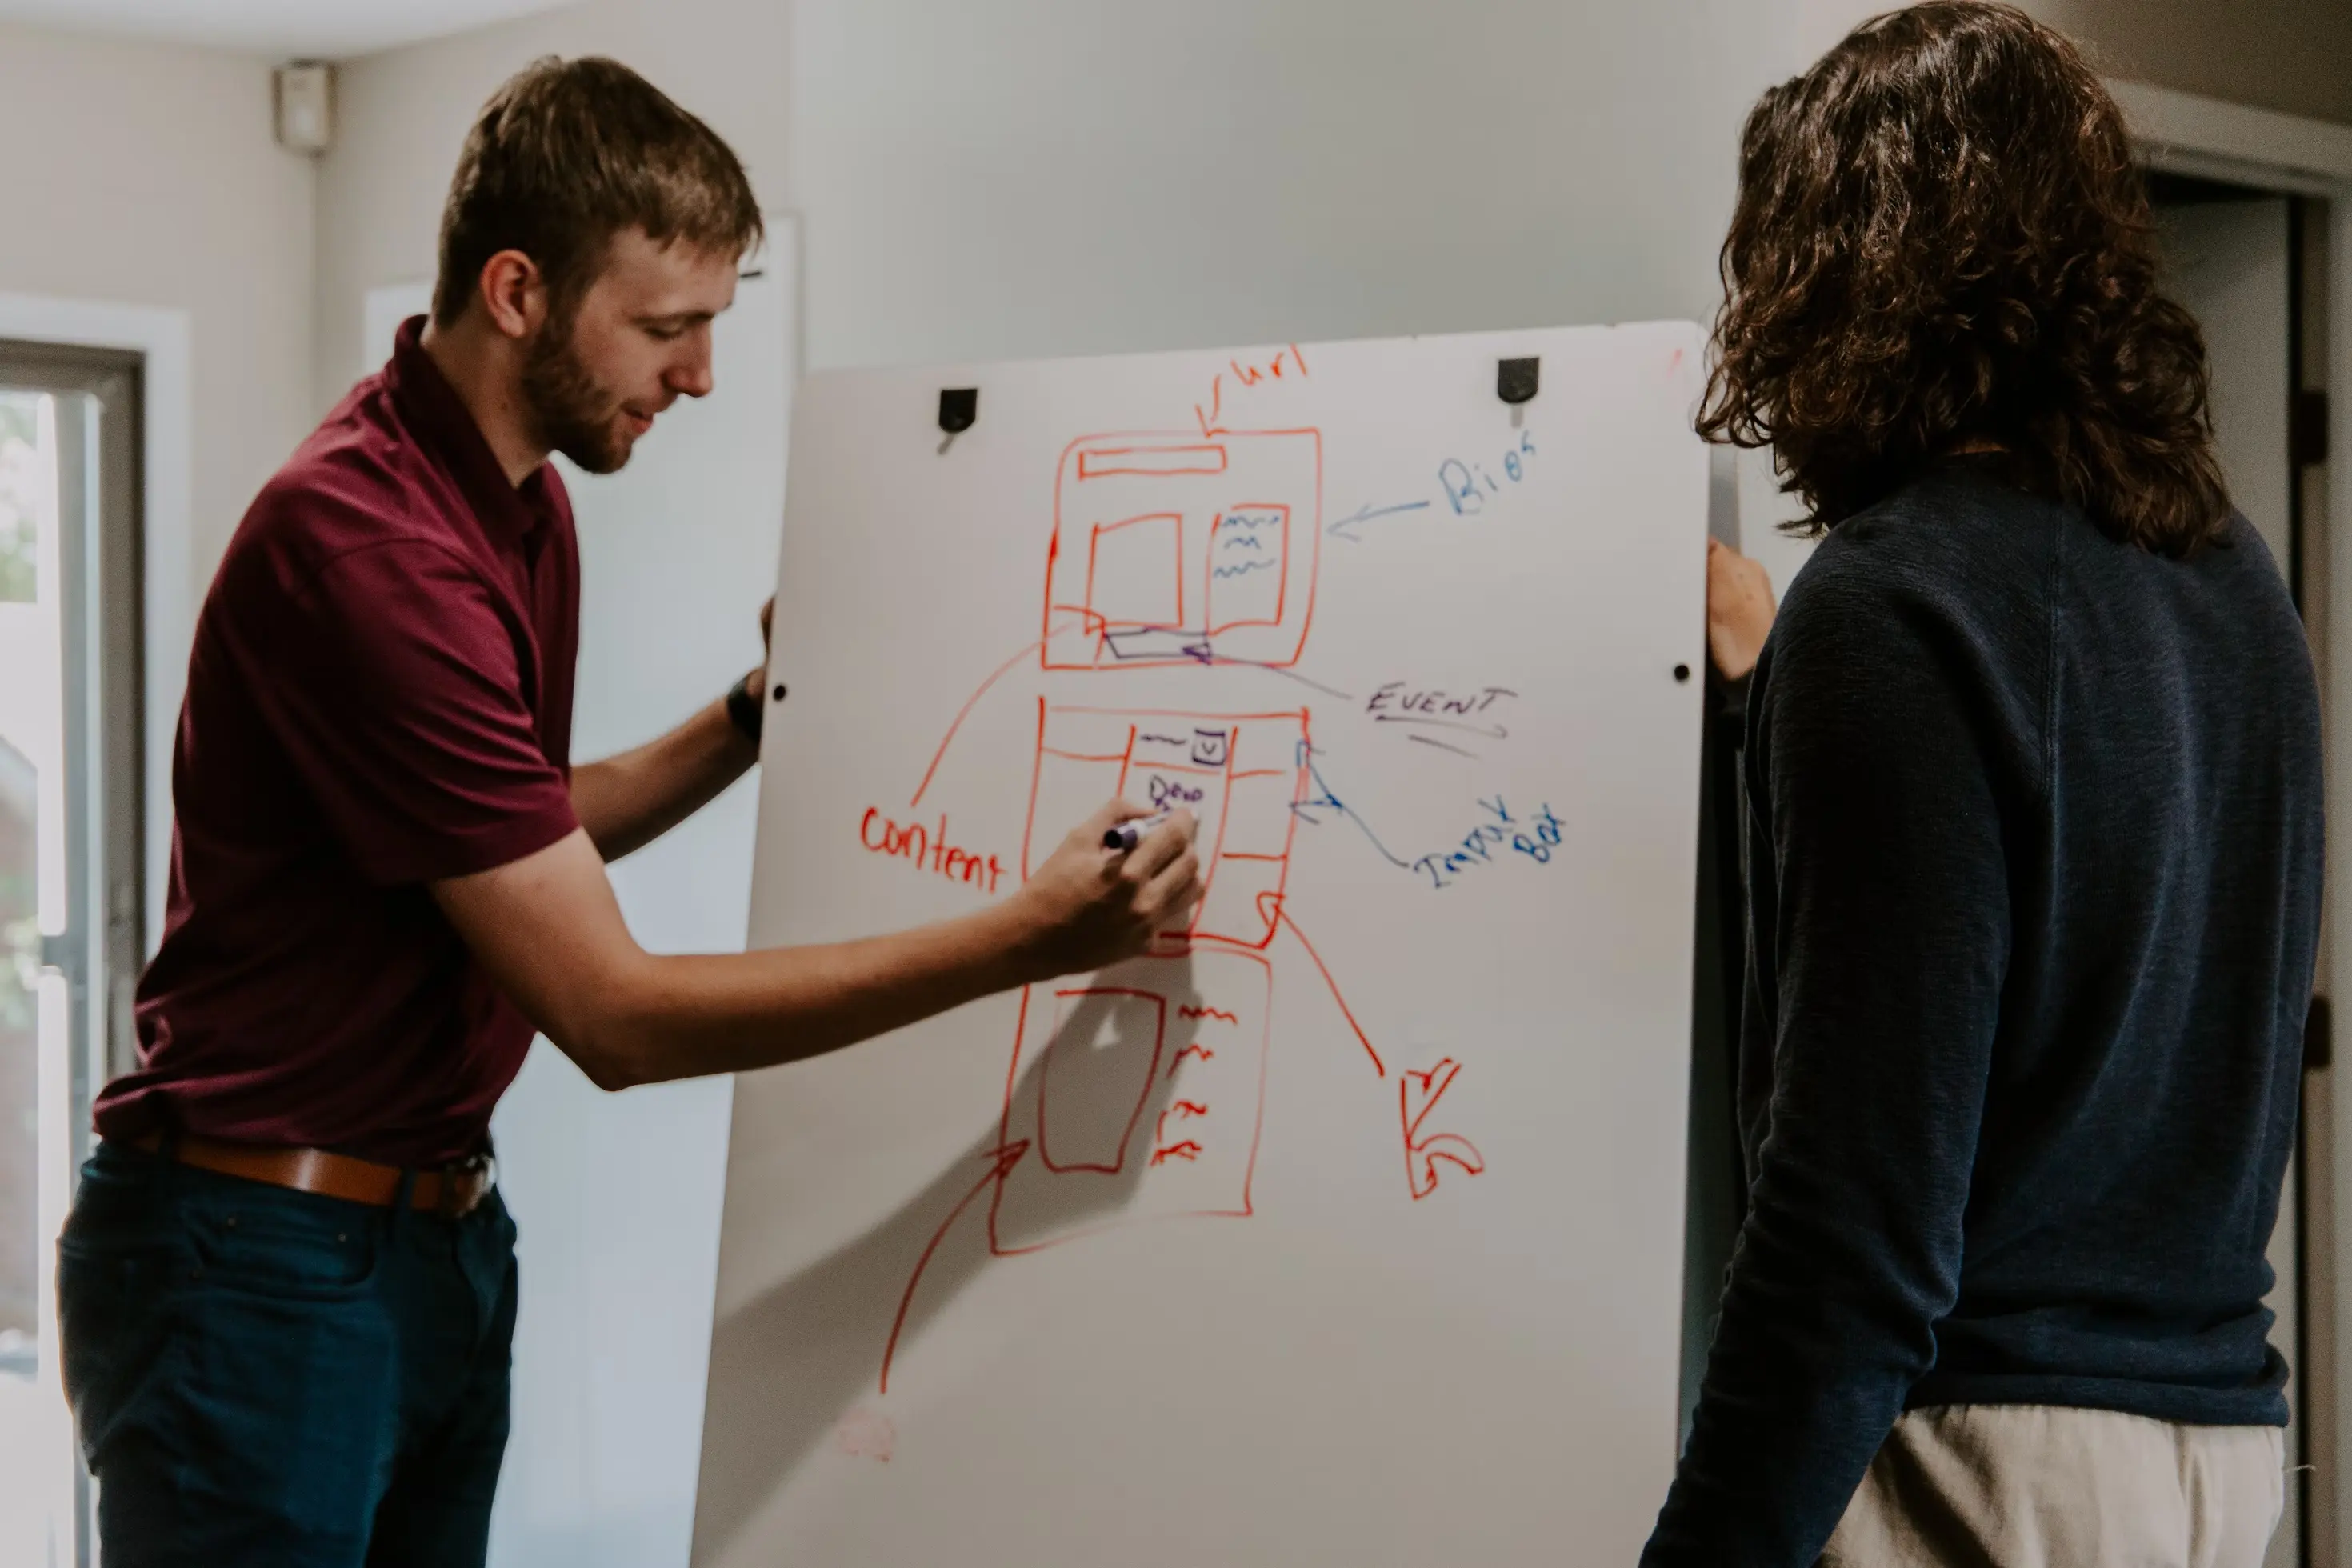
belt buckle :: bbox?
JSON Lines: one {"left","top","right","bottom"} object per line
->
{"left": 438, "top": 1153, "right": 496, "bottom": 1218}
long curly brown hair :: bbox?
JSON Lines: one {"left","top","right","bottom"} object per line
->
{"left": 1700, "top": 2, "right": 2229, "bottom": 554}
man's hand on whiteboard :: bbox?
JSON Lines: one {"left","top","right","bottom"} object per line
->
{"left": 1010, "top": 801, "right": 1202, "bottom": 979}
{"left": 432, "top": 804, "right": 1198, "bottom": 1090}
{"left": 734, "top": 594, "right": 777, "bottom": 708}
{"left": 1706, "top": 538, "right": 1778, "bottom": 682}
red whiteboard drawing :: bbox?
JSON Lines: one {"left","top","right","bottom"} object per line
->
{"left": 991, "top": 947, "right": 1274, "bottom": 1254}
{"left": 1043, "top": 430, "right": 1322, "bottom": 670}
{"left": 1019, "top": 703, "right": 1307, "bottom": 952}
{"left": 878, "top": 415, "right": 1490, "bottom": 1398}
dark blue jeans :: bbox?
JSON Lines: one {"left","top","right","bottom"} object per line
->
{"left": 57, "top": 1140, "right": 519, "bottom": 1566}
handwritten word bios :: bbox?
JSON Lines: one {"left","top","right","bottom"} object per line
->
{"left": 1438, "top": 429, "right": 1538, "bottom": 517}
{"left": 859, "top": 808, "right": 1007, "bottom": 894}
{"left": 1413, "top": 797, "right": 1566, "bottom": 890}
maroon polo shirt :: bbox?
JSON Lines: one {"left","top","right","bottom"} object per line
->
{"left": 94, "top": 318, "right": 582, "bottom": 1167}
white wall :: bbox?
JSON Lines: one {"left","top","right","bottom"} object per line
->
{"left": 318, "top": 0, "right": 1802, "bottom": 398}
{"left": 313, "top": 0, "right": 789, "bottom": 406}
{"left": 2037, "top": 0, "right": 2352, "bottom": 128}
{"left": 783, "top": 0, "right": 1791, "bottom": 369}
{"left": 1798, "top": 0, "right": 2352, "bottom": 128}
{"left": 0, "top": 21, "right": 314, "bottom": 598}
{"left": 356, "top": 261, "right": 793, "bottom": 1568}
{"left": 496, "top": 268, "right": 790, "bottom": 1568}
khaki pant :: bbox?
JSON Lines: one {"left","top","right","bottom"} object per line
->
{"left": 1822, "top": 1406, "right": 2286, "bottom": 1568}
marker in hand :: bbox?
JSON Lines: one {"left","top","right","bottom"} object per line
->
{"left": 1103, "top": 811, "right": 1176, "bottom": 854}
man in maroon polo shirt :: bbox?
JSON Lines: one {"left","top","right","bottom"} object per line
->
{"left": 57, "top": 58, "right": 1199, "bottom": 1567}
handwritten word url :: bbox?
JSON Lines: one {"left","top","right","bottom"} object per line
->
{"left": 1414, "top": 797, "right": 1566, "bottom": 890}
{"left": 859, "top": 808, "right": 1007, "bottom": 894}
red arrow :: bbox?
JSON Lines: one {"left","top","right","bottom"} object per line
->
{"left": 881, "top": 1139, "right": 1029, "bottom": 1394}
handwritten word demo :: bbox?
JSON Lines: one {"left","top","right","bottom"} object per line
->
{"left": 859, "top": 808, "right": 1008, "bottom": 894}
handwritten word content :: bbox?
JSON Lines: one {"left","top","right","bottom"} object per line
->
{"left": 859, "top": 808, "right": 1007, "bottom": 894}
{"left": 1438, "top": 430, "right": 1538, "bottom": 517}
{"left": 1413, "top": 798, "right": 1566, "bottom": 890}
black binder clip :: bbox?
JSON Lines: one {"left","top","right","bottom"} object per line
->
{"left": 938, "top": 388, "right": 978, "bottom": 454}
{"left": 1498, "top": 358, "right": 1538, "bottom": 429}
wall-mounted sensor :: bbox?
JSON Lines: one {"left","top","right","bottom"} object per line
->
{"left": 274, "top": 62, "right": 335, "bottom": 156}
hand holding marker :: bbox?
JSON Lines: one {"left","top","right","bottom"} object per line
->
{"left": 1097, "top": 807, "right": 1199, "bottom": 943}
{"left": 1104, "top": 811, "right": 1180, "bottom": 853}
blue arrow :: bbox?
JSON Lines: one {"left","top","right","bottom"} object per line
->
{"left": 1327, "top": 498, "right": 1433, "bottom": 542}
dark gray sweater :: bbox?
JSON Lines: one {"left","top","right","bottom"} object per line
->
{"left": 1643, "top": 459, "right": 2322, "bottom": 1565}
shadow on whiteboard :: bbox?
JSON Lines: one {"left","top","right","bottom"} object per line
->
{"left": 692, "top": 954, "right": 1205, "bottom": 1561}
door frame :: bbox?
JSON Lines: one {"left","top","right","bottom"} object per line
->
{"left": 2115, "top": 76, "right": 2352, "bottom": 1568}
{"left": 0, "top": 294, "right": 190, "bottom": 958}
{"left": 0, "top": 295, "right": 186, "bottom": 1568}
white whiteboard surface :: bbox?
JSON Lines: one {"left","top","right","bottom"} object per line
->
{"left": 696, "top": 322, "right": 1707, "bottom": 1566}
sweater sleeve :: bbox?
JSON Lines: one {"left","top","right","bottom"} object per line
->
{"left": 1641, "top": 554, "right": 2017, "bottom": 1566}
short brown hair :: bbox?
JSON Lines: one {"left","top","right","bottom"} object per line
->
{"left": 433, "top": 56, "right": 764, "bottom": 326}
{"left": 1700, "top": 2, "right": 2227, "bottom": 555}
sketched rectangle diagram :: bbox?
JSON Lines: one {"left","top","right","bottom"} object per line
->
{"left": 1043, "top": 429, "right": 1322, "bottom": 670}
{"left": 993, "top": 947, "right": 1274, "bottom": 1253}
{"left": 1022, "top": 704, "right": 1308, "bottom": 953}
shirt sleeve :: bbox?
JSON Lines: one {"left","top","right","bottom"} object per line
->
{"left": 1641, "top": 553, "right": 2016, "bottom": 1566}
{"left": 246, "top": 537, "right": 581, "bottom": 885}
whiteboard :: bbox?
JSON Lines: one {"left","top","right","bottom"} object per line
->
{"left": 695, "top": 322, "right": 1709, "bottom": 1566}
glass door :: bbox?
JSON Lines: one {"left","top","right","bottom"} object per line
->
{"left": 0, "top": 343, "right": 142, "bottom": 1568}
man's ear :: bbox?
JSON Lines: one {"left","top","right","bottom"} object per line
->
{"left": 476, "top": 249, "right": 548, "bottom": 342}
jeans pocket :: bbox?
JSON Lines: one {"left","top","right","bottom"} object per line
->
{"left": 185, "top": 1193, "right": 383, "bottom": 1302}
{"left": 56, "top": 1235, "right": 186, "bottom": 1462}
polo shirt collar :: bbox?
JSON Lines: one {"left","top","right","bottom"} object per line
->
{"left": 383, "top": 315, "right": 562, "bottom": 542}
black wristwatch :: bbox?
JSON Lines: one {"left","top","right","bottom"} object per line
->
{"left": 726, "top": 672, "right": 766, "bottom": 745}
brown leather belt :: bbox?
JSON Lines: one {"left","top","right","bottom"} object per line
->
{"left": 130, "top": 1131, "right": 496, "bottom": 1218}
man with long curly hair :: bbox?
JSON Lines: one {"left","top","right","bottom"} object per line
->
{"left": 1645, "top": 6, "right": 2316, "bottom": 1565}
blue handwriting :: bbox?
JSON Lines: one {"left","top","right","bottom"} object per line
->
{"left": 1289, "top": 743, "right": 1414, "bottom": 870}
{"left": 1412, "top": 797, "right": 1566, "bottom": 890}
{"left": 1438, "top": 430, "right": 1538, "bottom": 517}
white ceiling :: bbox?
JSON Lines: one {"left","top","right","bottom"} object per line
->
{"left": 0, "top": 0, "right": 574, "bottom": 59}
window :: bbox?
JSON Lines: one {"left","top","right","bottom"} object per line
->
{"left": 0, "top": 346, "right": 142, "bottom": 1568}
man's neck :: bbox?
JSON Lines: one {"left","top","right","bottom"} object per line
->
{"left": 418, "top": 317, "right": 551, "bottom": 488}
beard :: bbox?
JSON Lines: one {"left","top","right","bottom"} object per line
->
{"left": 519, "top": 313, "right": 634, "bottom": 475}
